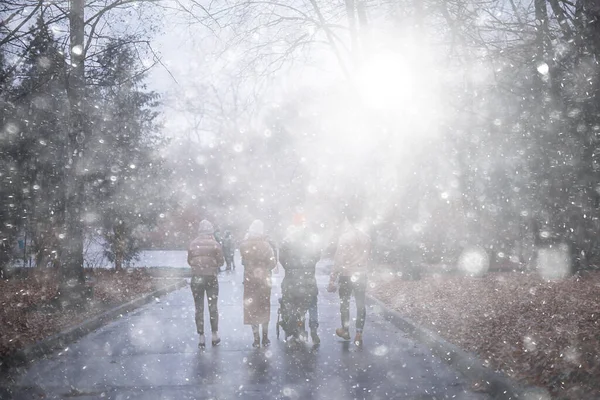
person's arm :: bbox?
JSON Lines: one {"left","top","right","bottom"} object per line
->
{"left": 278, "top": 240, "right": 289, "bottom": 270}
{"left": 327, "top": 239, "right": 344, "bottom": 292}
{"left": 215, "top": 243, "right": 225, "bottom": 267}
{"left": 265, "top": 243, "right": 277, "bottom": 269}
{"left": 187, "top": 241, "right": 195, "bottom": 266}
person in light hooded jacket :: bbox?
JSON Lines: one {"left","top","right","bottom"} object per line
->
{"left": 188, "top": 219, "right": 224, "bottom": 348}
{"left": 327, "top": 217, "right": 371, "bottom": 346}
{"left": 240, "top": 220, "right": 277, "bottom": 347}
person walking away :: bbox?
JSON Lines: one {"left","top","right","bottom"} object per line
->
{"left": 240, "top": 220, "right": 277, "bottom": 347}
{"left": 327, "top": 217, "right": 371, "bottom": 346}
{"left": 222, "top": 231, "right": 235, "bottom": 271}
{"left": 188, "top": 219, "right": 224, "bottom": 348}
{"left": 279, "top": 215, "right": 322, "bottom": 345}
{"left": 267, "top": 237, "right": 279, "bottom": 274}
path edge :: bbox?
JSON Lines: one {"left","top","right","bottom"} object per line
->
{"left": 1, "top": 279, "right": 188, "bottom": 370}
{"left": 367, "top": 294, "right": 551, "bottom": 400}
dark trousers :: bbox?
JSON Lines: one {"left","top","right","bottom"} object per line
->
{"left": 286, "top": 295, "right": 318, "bottom": 337}
{"left": 191, "top": 275, "right": 219, "bottom": 334}
{"left": 225, "top": 254, "right": 234, "bottom": 270}
{"left": 339, "top": 276, "right": 367, "bottom": 331}
{"left": 308, "top": 295, "right": 319, "bottom": 330}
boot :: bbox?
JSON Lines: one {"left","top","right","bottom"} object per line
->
{"left": 198, "top": 334, "right": 206, "bottom": 348}
{"left": 262, "top": 323, "right": 271, "bottom": 347}
{"left": 252, "top": 328, "right": 261, "bottom": 348}
{"left": 311, "top": 329, "right": 320, "bottom": 345}
{"left": 262, "top": 334, "right": 271, "bottom": 347}
{"left": 354, "top": 331, "right": 363, "bottom": 346}
{"left": 299, "top": 330, "right": 309, "bottom": 343}
{"left": 336, "top": 328, "right": 351, "bottom": 341}
{"left": 212, "top": 332, "right": 221, "bottom": 346}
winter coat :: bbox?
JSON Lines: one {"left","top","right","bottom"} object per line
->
{"left": 333, "top": 226, "right": 371, "bottom": 279}
{"left": 240, "top": 235, "right": 276, "bottom": 325}
{"left": 187, "top": 234, "right": 224, "bottom": 276}
{"left": 279, "top": 227, "right": 321, "bottom": 306}
{"left": 222, "top": 235, "right": 234, "bottom": 259}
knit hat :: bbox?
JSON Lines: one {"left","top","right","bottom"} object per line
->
{"left": 198, "top": 219, "right": 214, "bottom": 235}
{"left": 247, "top": 220, "right": 264, "bottom": 238}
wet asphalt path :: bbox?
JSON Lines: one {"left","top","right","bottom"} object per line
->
{"left": 3, "top": 263, "right": 491, "bottom": 400}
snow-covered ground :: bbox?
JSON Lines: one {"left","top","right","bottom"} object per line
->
{"left": 131, "top": 250, "right": 189, "bottom": 268}
{"left": 15, "top": 238, "right": 335, "bottom": 272}
{"left": 82, "top": 239, "right": 190, "bottom": 269}
{"left": 83, "top": 247, "right": 191, "bottom": 269}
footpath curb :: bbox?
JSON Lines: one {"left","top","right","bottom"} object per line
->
{"left": 2, "top": 279, "right": 188, "bottom": 370}
{"left": 367, "top": 295, "right": 551, "bottom": 400}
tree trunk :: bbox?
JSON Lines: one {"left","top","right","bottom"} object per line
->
{"left": 35, "top": 247, "right": 45, "bottom": 269}
{"left": 114, "top": 223, "right": 126, "bottom": 271}
{"left": 356, "top": 0, "right": 368, "bottom": 56}
{"left": 59, "top": 0, "right": 86, "bottom": 309}
{"left": 0, "top": 240, "right": 11, "bottom": 279}
{"left": 345, "top": 0, "right": 358, "bottom": 57}
{"left": 115, "top": 250, "right": 123, "bottom": 271}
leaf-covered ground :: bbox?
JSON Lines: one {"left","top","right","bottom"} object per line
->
{"left": 371, "top": 268, "right": 600, "bottom": 399}
{"left": 0, "top": 268, "right": 171, "bottom": 359}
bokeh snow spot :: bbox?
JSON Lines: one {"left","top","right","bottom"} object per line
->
{"left": 457, "top": 246, "right": 489, "bottom": 276}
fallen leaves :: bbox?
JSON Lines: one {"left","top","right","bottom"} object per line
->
{"left": 0, "top": 268, "right": 161, "bottom": 359}
{"left": 370, "top": 268, "right": 600, "bottom": 399}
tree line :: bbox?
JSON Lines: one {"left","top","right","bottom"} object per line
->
{"left": 1, "top": 5, "right": 171, "bottom": 302}
{"left": 170, "top": 0, "right": 600, "bottom": 272}
{"left": 3, "top": 0, "right": 600, "bottom": 287}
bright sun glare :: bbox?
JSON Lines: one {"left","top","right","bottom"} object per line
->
{"left": 356, "top": 52, "right": 418, "bottom": 111}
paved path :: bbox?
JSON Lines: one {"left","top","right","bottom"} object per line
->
{"left": 4, "top": 266, "right": 491, "bottom": 400}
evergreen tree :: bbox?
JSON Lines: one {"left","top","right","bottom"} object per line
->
{"left": 0, "top": 48, "right": 21, "bottom": 275}
{"left": 86, "top": 39, "right": 172, "bottom": 269}
{"left": 15, "top": 17, "right": 69, "bottom": 269}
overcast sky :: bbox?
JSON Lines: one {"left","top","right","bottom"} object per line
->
{"left": 144, "top": 2, "right": 345, "bottom": 145}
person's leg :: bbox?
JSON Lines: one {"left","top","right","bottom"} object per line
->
{"left": 308, "top": 295, "right": 320, "bottom": 344}
{"left": 261, "top": 322, "right": 270, "bottom": 346}
{"left": 251, "top": 325, "right": 260, "bottom": 347}
{"left": 206, "top": 276, "right": 220, "bottom": 345}
{"left": 191, "top": 276, "right": 207, "bottom": 346}
{"left": 353, "top": 276, "right": 368, "bottom": 345}
{"left": 298, "top": 311, "right": 308, "bottom": 342}
{"left": 287, "top": 304, "right": 300, "bottom": 339}
{"left": 353, "top": 277, "right": 367, "bottom": 331}
{"left": 337, "top": 277, "right": 352, "bottom": 340}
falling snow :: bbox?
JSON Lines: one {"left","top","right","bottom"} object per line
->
{"left": 2, "top": 1, "right": 600, "bottom": 399}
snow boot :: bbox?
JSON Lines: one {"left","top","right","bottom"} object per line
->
{"left": 262, "top": 335, "right": 271, "bottom": 347}
{"left": 311, "top": 329, "right": 320, "bottom": 345}
{"left": 252, "top": 333, "right": 261, "bottom": 348}
{"left": 336, "top": 328, "right": 351, "bottom": 341}
{"left": 354, "top": 332, "right": 363, "bottom": 347}
{"left": 212, "top": 332, "right": 221, "bottom": 346}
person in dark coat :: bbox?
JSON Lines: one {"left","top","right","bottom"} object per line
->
{"left": 188, "top": 219, "right": 224, "bottom": 348}
{"left": 222, "top": 231, "right": 235, "bottom": 271}
{"left": 279, "top": 214, "right": 322, "bottom": 344}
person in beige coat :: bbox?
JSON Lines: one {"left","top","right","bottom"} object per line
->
{"left": 240, "top": 220, "right": 277, "bottom": 347}
{"left": 327, "top": 217, "right": 372, "bottom": 346}
{"left": 188, "top": 219, "right": 224, "bottom": 348}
